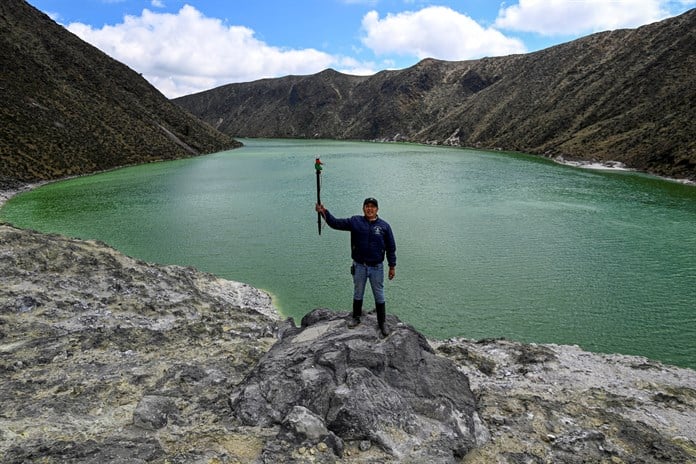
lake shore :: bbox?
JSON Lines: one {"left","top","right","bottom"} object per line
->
{"left": 552, "top": 155, "right": 696, "bottom": 185}
{"left": 0, "top": 181, "right": 41, "bottom": 209}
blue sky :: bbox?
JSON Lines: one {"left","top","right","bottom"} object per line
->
{"left": 28, "top": 0, "right": 695, "bottom": 98}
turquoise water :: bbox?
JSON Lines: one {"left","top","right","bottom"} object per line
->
{"left": 3, "top": 139, "right": 696, "bottom": 369}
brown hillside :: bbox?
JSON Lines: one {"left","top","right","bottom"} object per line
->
{"left": 176, "top": 9, "right": 695, "bottom": 181}
{"left": 0, "top": 0, "right": 239, "bottom": 185}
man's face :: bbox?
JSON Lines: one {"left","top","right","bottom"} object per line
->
{"left": 363, "top": 203, "right": 378, "bottom": 220}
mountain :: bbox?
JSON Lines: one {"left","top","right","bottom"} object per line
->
{"left": 0, "top": 0, "right": 240, "bottom": 185}
{"left": 175, "top": 9, "right": 696, "bottom": 182}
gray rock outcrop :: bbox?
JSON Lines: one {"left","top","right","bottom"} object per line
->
{"left": 434, "top": 338, "right": 696, "bottom": 463}
{"left": 230, "top": 308, "right": 486, "bottom": 462}
{"left": 0, "top": 223, "right": 280, "bottom": 463}
{"left": 1, "top": 221, "right": 695, "bottom": 463}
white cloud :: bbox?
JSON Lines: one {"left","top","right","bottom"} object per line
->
{"left": 62, "top": 1, "right": 691, "bottom": 98}
{"left": 151, "top": 0, "right": 165, "bottom": 8}
{"left": 360, "top": 6, "right": 526, "bottom": 61}
{"left": 66, "top": 5, "right": 344, "bottom": 98}
{"left": 495, "top": 0, "right": 674, "bottom": 36}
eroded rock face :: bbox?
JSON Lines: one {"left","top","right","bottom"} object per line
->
{"left": 0, "top": 224, "right": 280, "bottom": 463}
{"left": 230, "top": 308, "right": 486, "bottom": 462}
{"left": 434, "top": 338, "right": 696, "bottom": 463}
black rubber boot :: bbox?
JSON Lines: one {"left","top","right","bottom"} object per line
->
{"left": 376, "top": 302, "right": 388, "bottom": 337}
{"left": 348, "top": 299, "right": 362, "bottom": 328}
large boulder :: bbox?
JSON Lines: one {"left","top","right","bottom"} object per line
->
{"left": 230, "top": 308, "right": 487, "bottom": 462}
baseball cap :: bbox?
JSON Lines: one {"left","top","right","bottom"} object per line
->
{"left": 363, "top": 197, "right": 378, "bottom": 207}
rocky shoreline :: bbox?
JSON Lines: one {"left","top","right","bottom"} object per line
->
{"left": 1, "top": 220, "right": 695, "bottom": 463}
{"left": 0, "top": 181, "right": 41, "bottom": 209}
{"left": 550, "top": 156, "right": 696, "bottom": 185}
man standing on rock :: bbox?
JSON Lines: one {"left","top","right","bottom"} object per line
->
{"left": 315, "top": 197, "right": 396, "bottom": 336}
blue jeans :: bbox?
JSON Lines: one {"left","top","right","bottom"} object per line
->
{"left": 353, "top": 262, "right": 385, "bottom": 304}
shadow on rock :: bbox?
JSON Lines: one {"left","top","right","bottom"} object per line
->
{"left": 230, "top": 308, "right": 487, "bottom": 462}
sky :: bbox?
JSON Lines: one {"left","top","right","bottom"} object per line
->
{"left": 28, "top": 0, "right": 696, "bottom": 99}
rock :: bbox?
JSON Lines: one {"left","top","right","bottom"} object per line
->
{"left": 0, "top": 224, "right": 280, "bottom": 463}
{"left": 230, "top": 308, "right": 485, "bottom": 462}
{"left": 3, "top": 436, "right": 165, "bottom": 464}
{"left": 282, "top": 406, "right": 331, "bottom": 441}
{"left": 433, "top": 337, "right": 696, "bottom": 463}
{"left": 132, "top": 395, "right": 179, "bottom": 430}
{"left": 2, "top": 223, "right": 696, "bottom": 463}
{"left": 280, "top": 406, "right": 345, "bottom": 458}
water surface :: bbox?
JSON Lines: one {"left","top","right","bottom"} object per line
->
{"left": 3, "top": 139, "right": 695, "bottom": 369}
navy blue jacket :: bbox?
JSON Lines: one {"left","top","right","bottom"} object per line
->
{"left": 323, "top": 210, "right": 396, "bottom": 267}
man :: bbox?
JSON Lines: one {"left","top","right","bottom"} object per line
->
{"left": 315, "top": 197, "right": 396, "bottom": 336}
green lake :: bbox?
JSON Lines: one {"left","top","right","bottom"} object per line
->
{"left": 3, "top": 139, "right": 695, "bottom": 369}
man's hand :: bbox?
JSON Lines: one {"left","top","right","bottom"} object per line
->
{"left": 315, "top": 203, "right": 326, "bottom": 216}
{"left": 388, "top": 266, "right": 396, "bottom": 280}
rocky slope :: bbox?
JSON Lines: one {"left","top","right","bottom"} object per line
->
{"left": 176, "top": 9, "right": 696, "bottom": 182}
{"left": 1, "top": 222, "right": 695, "bottom": 463}
{"left": 0, "top": 0, "right": 240, "bottom": 185}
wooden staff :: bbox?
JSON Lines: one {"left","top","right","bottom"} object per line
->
{"left": 315, "top": 157, "right": 323, "bottom": 235}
